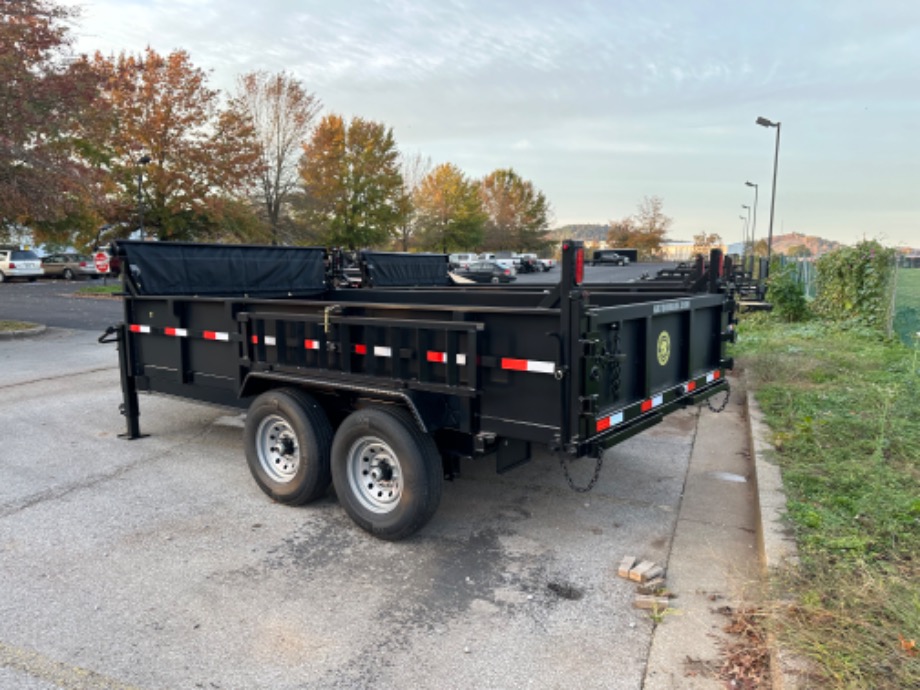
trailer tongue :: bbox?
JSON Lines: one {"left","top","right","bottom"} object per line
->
{"left": 105, "top": 240, "right": 733, "bottom": 539}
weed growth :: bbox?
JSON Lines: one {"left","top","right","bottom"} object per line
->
{"left": 734, "top": 317, "right": 919, "bottom": 688}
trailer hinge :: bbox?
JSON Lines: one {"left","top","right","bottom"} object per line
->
{"left": 324, "top": 304, "right": 341, "bottom": 334}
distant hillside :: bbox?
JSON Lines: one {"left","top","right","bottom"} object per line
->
{"left": 770, "top": 233, "right": 841, "bottom": 257}
{"left": 549, "top": 228, "right": 849, "bottom": 256}
{"left": 551, "top": 224, "right": 608, "bottom": 241}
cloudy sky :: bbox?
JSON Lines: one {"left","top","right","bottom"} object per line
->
{"left": 59, "top": 0, "right": 919, "bottom": 247}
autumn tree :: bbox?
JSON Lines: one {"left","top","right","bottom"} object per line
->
{"left": 692, "top": 231, "right": 722, "bottom": 255}
{"left": 227, "top": 71, "right": 321, "bottom": 244}
{"left": 395, "top": 150, "right": 432, "bottom": 251}
{"left": 0, "top": 0, "right": 103, "bottom": 241}
{"left": 479, "top": 168, "right": 551, "bottom": 252}
{"left": 786, "top": 244, "right": 812, "bottom": 258}
{"left": 413, "top": 163, "right": 485, "bottom": 253}
{"left": 607, "top": 195, "right": 672, "bottom": 260}
{"left": 91, "top": 47, "right": 261, "bottom": 241}
{"left": 298, "top": 115, "right": 407, "bottom": 249}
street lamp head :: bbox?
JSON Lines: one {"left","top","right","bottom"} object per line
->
{"left": 756, "top": 116, "right": 778, "bottom": 128}
{"left": 745, "top": 181, "right": 757, "bottom": 188}
{"left": 742, "top": 204, "right": 750, "bottom": 210}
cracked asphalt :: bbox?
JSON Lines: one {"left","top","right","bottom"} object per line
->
{"left": 0, "top": 325, "right": 721, "bottom": 689}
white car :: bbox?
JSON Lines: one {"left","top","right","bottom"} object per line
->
{"left": 0, "top": 248, "right": 43, "bottom": 283}
{"left": 448, "top": 252, "right": 479, "bottom": 270}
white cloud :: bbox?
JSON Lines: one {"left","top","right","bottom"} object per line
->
{"left": 55, "top": 0, "right": 920, "bottom": 243}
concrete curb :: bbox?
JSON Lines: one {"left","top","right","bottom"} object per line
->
{"left": 745, "top": 382, "right": 798, "bottom": 571}
{"left": 745, "top": 377, "right": 811, "bottom": 689}
{"left": 0, "top": 323, "right": 47, "bottom": 340}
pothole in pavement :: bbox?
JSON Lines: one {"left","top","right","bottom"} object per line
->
{"left": 546, "top": 581, "right": 584, "bottom": 600}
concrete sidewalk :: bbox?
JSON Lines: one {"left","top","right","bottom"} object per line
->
{"left": 644, "top": 375, "right": 761, "bottom": 688}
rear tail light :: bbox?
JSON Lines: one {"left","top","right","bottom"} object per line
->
{"left": 575, "top": 247, "right": 584, "bottom": 284}
{"left": 504, "top": 269, "right": 510, "bottom": 275}
{"left": 9, "top": 262, "right": 16, "bottom": 268}
{"left": 79, "top": 262, "right": 87, "bottom": 268}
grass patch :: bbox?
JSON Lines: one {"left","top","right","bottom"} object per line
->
{"left": 0, "top": 320, "right": 38, "bottom": 332}
{"left": 76, "top": 283, "right": 122, "bottom": 296}
{"left": 734, "top": 315, "right": 919, "bottom": 688}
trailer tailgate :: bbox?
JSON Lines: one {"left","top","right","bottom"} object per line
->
{"left": 578, "top": 293, "right": 730, "bottom": 452}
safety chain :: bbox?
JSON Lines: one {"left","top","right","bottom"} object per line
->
{"left": 610, "top": 327, "right": 622, "bottom": 399}
{"left": 559, "top": 453, "right": 604, "bottom": 493}
{"left": 705, "top": 387, "right": 731, "bottom": 413}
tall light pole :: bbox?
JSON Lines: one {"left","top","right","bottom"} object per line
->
{"left": 756, "top": 117, "right": 781, "bottom": 263}
{"left": 137, "top": 154, "right": 151, "bottom": 240}
{"left": 739, "top": 215, "right": 748, "bottom": 248}
{"left": 745, "top": 181, "right": 758, "bottom": 256}
{"left": 741, "top": 204, "right": 751, "bottom": 251}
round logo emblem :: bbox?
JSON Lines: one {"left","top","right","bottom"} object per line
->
{"left": 657, "top": 331, "right": 671, "bottom": 366}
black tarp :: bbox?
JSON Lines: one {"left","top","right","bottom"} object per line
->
{"left": 114, "top": 240, "right": 327, "bottom": 297}
{"left": 361, "top": 251, "right": 450, "bottom": 287}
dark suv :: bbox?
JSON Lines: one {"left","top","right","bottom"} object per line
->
{"left": 591, "top": 250, "right": 627, "bottom": 266}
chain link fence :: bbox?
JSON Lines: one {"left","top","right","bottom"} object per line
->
{"left": 775, "top": 256, "right": 818, "bottom": 300}
{"left": 892, "top": 262, "right": 920, "bottom": 347}
{"left": 774, "top": 254, "right": 917, "bottom": 346}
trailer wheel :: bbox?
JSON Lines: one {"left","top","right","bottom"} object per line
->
{"left": 331, "top": 406, "right": 442, "bottom": 540}
{"left": 244, "top": 388, "right": 332, "bottom": 505}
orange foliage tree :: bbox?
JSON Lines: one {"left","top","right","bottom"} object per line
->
{"left": 479, "top": 168, "right": 551, "bottom": 252}
{"left": 607, "top": 196, "right": 672, "bottom": 260}
{"left": 0, "top": 0, "right": 105, "bottom": 244}
{"left": 298, "top": 115, "right": 407, "bottom": 249}
{"left": 413, "top": 163, "right": 485, "bottom": 253}
{"left": 91, "top": 47, "right": 261, "bottom": 241}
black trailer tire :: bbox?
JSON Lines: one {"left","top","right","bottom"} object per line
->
{"left": 244, "top": 388, "right": 332, "bottom": 505}
{"left": 331, "top": 406, "right": 442, "bottom": 541}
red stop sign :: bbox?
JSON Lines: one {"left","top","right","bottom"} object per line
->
{"left": 94, "top": 251, "right": 110, "bottom": 274}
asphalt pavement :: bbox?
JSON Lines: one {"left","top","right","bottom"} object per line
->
{"left": 0, "top": 279, "right": 768, "bottom": 690}
{"left": 0, "top": 279, "right": 122, "bottom": 331}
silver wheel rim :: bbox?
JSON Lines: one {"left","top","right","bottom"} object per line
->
{"left": 255, "top": 414, "right": 299, "bottom": 483}
{"left": 346, "top": 436, "right": 402, "bottom": 514}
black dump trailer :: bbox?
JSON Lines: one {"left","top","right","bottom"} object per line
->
{"left": 607, "top": 247, "right": 639, "bottom": 264}
{"left": 104, "top": 240, "right": 735, "bottom": 540}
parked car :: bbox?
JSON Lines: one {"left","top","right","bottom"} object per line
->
{"left": 537, "top": 258, "right": 556, "bottom": 271}
{"left": 41, "top": 253, "right": 101, "bottom": 280}
{"left": 591, "top": 250, "right": 627, "bottom": 266}
{"left": 454, "top": 260, "right": 517, "bottom": 284}
{"left": 0, "top": 248, "right": 42, "bottom": 283}
{"left": 448, "top": 252, "right": 479, "bottom": 271}
{"left": 517, "top": 257, "right": 542, "bottom": 273}
{"left": 478, "top": 253, "right": 517, "bottom": 274}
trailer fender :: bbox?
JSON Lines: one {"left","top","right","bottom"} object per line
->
{"left": 239, "top": 372, "right": 432, "bottom": 434}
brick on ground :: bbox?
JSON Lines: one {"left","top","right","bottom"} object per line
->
{"left": 617, "top": 556, "right": 637, "bottom": 579}
{"left": 628, "top": 560, "right": 657, "bottom": 582}
{"left": 633, "top": 595, "right": 671, "bottom": 610}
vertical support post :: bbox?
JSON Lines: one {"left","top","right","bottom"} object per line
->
{"left": 116, "top": 324, "right": 142, "bottom": 439}
{"left": 559, "top": 240, "right": 584, "bottom": 451}
{"left": 708, "top": 248, "right": 724, "bottom": 294}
